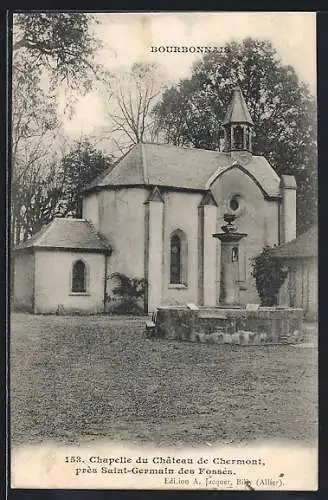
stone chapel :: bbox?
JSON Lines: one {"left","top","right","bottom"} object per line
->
{"left": 13, "top": 86, "right": 297, "bottom": 314}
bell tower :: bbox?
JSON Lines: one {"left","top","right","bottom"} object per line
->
{"left": 222, "top": 86, "right": 254, "bottom": 154}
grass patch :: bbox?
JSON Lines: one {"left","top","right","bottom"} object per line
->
{"left": 10, "top": 313, "right": 317, "bottom": 447}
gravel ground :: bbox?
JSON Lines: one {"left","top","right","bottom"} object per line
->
{"left": 10, "top": 313, "right": 318, "bottom": 447}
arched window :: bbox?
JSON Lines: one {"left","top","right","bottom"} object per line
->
{"left": 233, "top": 125, "right": 244, "bottom": 150}
{"left": 245, "top": 127, "right": 250, "bottom": 150}
{"left": 170, "top": 230, "right": 188, "bottom": 285}
{"left": 72, "top": 260, "right": 86, "bottom": 293}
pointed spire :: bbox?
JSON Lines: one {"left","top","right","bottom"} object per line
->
{"left": 222, "top": 86, "right": 254, "bottom": 126}
{"left": 222, "top": 86, "right": 254, "bottom": 153}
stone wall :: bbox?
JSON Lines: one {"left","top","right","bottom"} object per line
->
{"left": 155, "top": 306, "right": 303, "bottom": 345}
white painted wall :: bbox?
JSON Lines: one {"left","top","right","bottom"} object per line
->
{"left": 97, "top": 188, "right": 147, "bottom": 279}
{"left": 211, "top": 167, "right": 280, "bottom": 305}
{"left": 34, "top": 250, "right": 106, "bottom": 314}
{"left": 162, "top": 191, "right": 203, "bottom": 305}
{"left": 13, "top": 251, "right": 35, "bottom": 312}
{"left": 146, "top": 201, "right": 164, "bottom": 312}
{"left": 198, "top": 204, "right": 218, "bottom": 306}
{"left": 280, "top": 187, "right": 297, "bottom": 244}
{"left": 83, "top": 192, "right": 99, "bottom": 230}
{"left": 264, "top": 200, "right": 280, "bottom": 246}
{"left": 84, "top": 170, "right": 280, "bottom": 310}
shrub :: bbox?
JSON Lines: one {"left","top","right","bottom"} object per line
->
{"left": 106, "top": 272, "right": 147, "bottom": 315}
{"left": 251, "top": 246, "right": 288, "bottom": 306}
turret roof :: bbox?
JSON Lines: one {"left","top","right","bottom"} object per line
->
{"left": 222, "top": 86, "right": 254, "bottom": 126}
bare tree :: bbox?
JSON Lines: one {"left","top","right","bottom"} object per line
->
{"left": 14, "top": 159, "right": 68, "bottom": 243}
{"left": 100, "top": 62, "right": 167, "bottom": 155}
{"left": 11, "top": 69, "right": 62, "bottom": 244}
{"left": 11, "top": 13, "right": 107, "bottom": 245}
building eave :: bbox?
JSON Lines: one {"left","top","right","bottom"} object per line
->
{"left": 84, "top": 183, "right": 210, "bottom": 195}
{"left": 28, "top": 246, "right": 112, "bottom": 254}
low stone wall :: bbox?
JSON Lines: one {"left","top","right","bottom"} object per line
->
{"left": 155, "top": 306, "right": 303, "bottom": 345}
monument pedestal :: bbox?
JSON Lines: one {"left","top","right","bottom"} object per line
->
{"left": 213, "top": 213, "right": 247, "bottom": 307}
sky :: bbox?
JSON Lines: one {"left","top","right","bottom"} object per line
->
{"left": 63, "top": 12, "right": 316, "bottom": 137}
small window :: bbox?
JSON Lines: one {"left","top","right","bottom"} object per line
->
{"left": 72, "top": 260, "right": 86, "bottom": 293}
{"left": 233, "top": 125, "right": 244, "bottom": 149}
{"left": 170, "top": 230, "right": 188, "bottom": 285}
{"left": 232, "top": 247, "right": 239, "bottom": 262}
{"left": 170, "top": 234, "right": 181, "bottom": 284}
{"left": 230, "top": 197, "right": 239, "bottom": 211}
{"left": 245, "top": 127, "right": 251, "bottom": 150}
{"left": 229, "top": 194, "right": 244, "bottom": 215}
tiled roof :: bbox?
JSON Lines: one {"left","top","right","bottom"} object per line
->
{"left": 270, "top": 225, "right": 317, "bottom": 259}
{"left": 85, "top": 142, "right": 281, "bottom": 198}
{"left": 14, "top": 218, "right": 112, "bottom": 253}
{"left": 222, "top": 86, "right": 254, "bottom": 126}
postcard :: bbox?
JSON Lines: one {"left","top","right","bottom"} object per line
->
{"left": 10, "top": 11, "right": 318, "bottom": 491}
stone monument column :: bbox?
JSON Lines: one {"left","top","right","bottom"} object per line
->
{"left": 213, "top": 214, "right": 247, "bottom": 306}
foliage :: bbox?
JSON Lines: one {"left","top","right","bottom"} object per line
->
{"left": 61, "top": 139, "right": 114, "bottom": 217}
{"left": 11, "top": 13, "right": 108, "bottom": 245}
{"left": 107, "top": 272, "right": 147, "bottom": 315}
{"left": 12, "top": 138, "right": 113, "bottom": 244}
{"left": 13, "top": 12, "right": 105, "bottom": 93}
{"left": 11, "top": 68, "right": 61, "bottom": 245}
{"left": 13, "top": 160, "right": 66, "bottom": 242}
{"left": 153, "top": 38, "right": 317, "bottom": 233}
{"left": 251, "top": 246, "right": 288, "bottom": 306}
